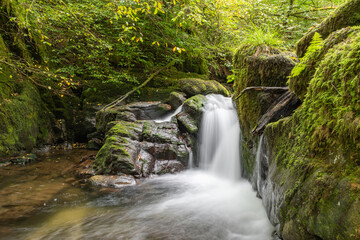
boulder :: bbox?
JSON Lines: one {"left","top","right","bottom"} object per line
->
{"left": 95, "top": 101, "right": 171, "bottom": 135}
{"left": 179, "top": 78, "right": 229, "bottom": 97}
{"left": 94, "top": 120, "right": 191, "bottom": 176}
{"left": 165, "top": 92, "right": 187, "bottom": 109}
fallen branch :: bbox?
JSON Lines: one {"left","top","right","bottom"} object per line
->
{"left": 102, "top": 60, "right": 176, "bottom": 110}
{"left": 235, "top": 86, "right": 289, "bottom": 100}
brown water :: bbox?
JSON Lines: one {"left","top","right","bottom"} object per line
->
{"left": 0, "top": 150, "right": 99, "bottom": 238}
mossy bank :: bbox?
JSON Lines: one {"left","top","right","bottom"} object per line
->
{"left": 233, "top": 1, "right": 360, "bottom": 238}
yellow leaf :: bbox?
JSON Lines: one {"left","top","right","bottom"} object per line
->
{"left": 173, "top": 47, "right": 177, "bottom": 52}
{"left": 9, "top": 75, "right": 12, "bottom": 78}
{"left": 156, "top": 41, "right": 160, "bottom": 46}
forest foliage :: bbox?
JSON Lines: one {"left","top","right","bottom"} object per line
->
{"left": 0, "top": 0, "right": 346, "bottom": 102}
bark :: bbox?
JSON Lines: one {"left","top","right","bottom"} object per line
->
{"left": 235, "top": 86, "right": 289, "bottom": 100}
{"left": 252, "top": 90, "right": 301, "bottom": 135}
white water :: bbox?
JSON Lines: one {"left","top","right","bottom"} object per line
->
{"left": 155, "top": 104, "right": 183, "bottom": 123}
{"left": 11, "top": 95, "right": 274, "bottom": 240}
{"left": 198, "top": 94, "right": 241, "bottom": 180}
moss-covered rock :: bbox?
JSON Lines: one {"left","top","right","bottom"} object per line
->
{"left": 94, "top": 121, "right": 143, "bottom": 175}
{"left": 94, "top": 118, "right": 192, "bottom": 176}
{"left": 232, "top": 45, "right": 296, "bottom": 177}
{"left": 296, "top": 0, "right": 360, "bottom": 58}
{"left": 261, "top": 28, "right": 360, "bottom": 240}
{"left": 290, "top": 27, "right": 359, "bottom": 100}
{"left": 165, "top": 92, "right": 187, "bottom": 110}
{"left": 95, "top": 101, "right": 171, "bottom": 135}
{"left": 0, "top": 70, "right": 53, "bottom": 156}
{"left": 175, "top": 94, "right": 207, "bottom": 136}
{"left": 233, "top": 45, "right": 296, "bottom": 140}
{"left": 179, "top": 78, "right": 229, "bottom": 97}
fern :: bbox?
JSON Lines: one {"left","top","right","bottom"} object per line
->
{"left": 291, "top": 32, "right": 324, "bottom": 78}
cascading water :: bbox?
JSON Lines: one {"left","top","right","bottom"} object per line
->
{"left": 198, "top": 95, "right": 241, "bottom": 180}
{"left": 4, "top": 95, "right": 275, "bottom": 240}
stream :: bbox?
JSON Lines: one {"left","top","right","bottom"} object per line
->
{"left": 0, "top": 95, "right": 274, "bottom": 240}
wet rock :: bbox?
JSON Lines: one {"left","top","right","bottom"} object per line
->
{"left": 176, "top": 94, "right": 207, "bottom": 136}
{"left": 87, "top": 138, "right": 103, "bottom": 150}
{"left": 142, "top": 121, "right": 182, "bottom": 144}
{"left": 75, "top": 155, "right": 96, "bottom": 177}
{"left": 95, "top": 102, "right": 171, "bottom": 135}
{"left": 9, "top": 153, "right": 37, "bottom": 165}
{"left": 137, "top": 150, "right": 155, "bottom": 177}
{"left": 177, "top": 112, "right": 198, "bottom": 135}
{"left": 94, "top": 119, "right": 192, "bottom": 176}
{"left": 179, "top": 78, "right": 229, "bottom": 97}
{"left": 95, "top": 136, "right": 140, "bottom": 175}
{"left": 165, "top": 92, "right": 187, "bottom": 109}
{"left": 154, "top": 160, "right": 185, "bottom": 174}
{"left": 89, "top": 175, "right": 136, "bottom": 188}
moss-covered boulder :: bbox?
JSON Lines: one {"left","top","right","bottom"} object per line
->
{"left": 94, "top": 121, "right": 143, "bottom": 175}
{"left": 95, "top": 101, "right": 171, "bottom": 136}
{"left": 94, "top": 119, "right": 191, "bottom": 177}
{"left": 260, "top": 27, "right": 360, "bottom": 240}
{"left": 233, "top": 45, "right": 296, "bottom": 177}
{"left": 296, "top": 0, "right": 360, "bottom": 58}
{"left": 290, "top": 27, "right": 359, "bottom": 100}
{"left": 176, "top": 94, "right": 207, "bottom": 135}
{"left": 233, "top": 45, "right": 296, "bottom": 139}
{"left": 165, "top": 92, "right": 187, "bottom": 110}
{"left": 179, "top": 78, "right": 229, "bottom": 97}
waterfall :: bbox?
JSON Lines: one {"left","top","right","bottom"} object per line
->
{"left": 198, "top": 94, "right": 241, "bottom": 181}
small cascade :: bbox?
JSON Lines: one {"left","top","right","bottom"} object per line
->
{"left": 154, "top": 104, "right": 183, "bottom": 123}
{"left": 253, "top": 135, "right": 264, "bottom": 193}
{"left": 198, "top": 94, "right": 241, "bottom": 181}
{"left": 252, "top": 135, "right": 283, "bottom": 231}
{"left": 187, "top": 151, "right": 194, "bottom": 169}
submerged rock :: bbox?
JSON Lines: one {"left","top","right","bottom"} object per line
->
{"left": 89, "top": 175, "right": 136, "bottom": 188}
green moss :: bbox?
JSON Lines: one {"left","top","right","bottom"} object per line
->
{"left": 296, "top": 0, "right": 360, "bottom": 58}
{"left": 184, "top": 95, "right": 206, "bottom": 111}
{"left": 179, "top": 78, "right": 229, "bottom": 97}
{"left": 0, "top": 70, "right": 52, "bottom": 156}
{"left": 290, "top": 27, "right": 360, "bottom": 100}
{"left": 106, "top": 121, "right": 142, "bottom": 140}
